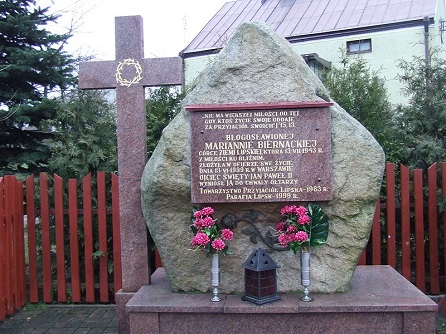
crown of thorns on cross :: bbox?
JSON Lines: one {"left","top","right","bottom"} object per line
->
{"left": 115, "top": 58, "right": 143, "bottom": 87}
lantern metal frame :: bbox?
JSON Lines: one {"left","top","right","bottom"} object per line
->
{"left": 242, "top": 249, "right": 281, "bottom": 305}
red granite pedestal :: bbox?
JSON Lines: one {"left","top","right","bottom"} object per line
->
{"left": 125, "top": 265, "right": 437, "bottom": 334}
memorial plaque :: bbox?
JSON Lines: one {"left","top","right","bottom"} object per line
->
{"left": 188, "top": 102, "right": 333, "bottom": 203}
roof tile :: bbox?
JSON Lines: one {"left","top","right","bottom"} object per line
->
{"left": 182, "top": 0, "right": 437, "bottom": 54}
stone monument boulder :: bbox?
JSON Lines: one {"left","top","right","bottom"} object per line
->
{"left": 141, "top": 22, "right": 385, "bottom": 293}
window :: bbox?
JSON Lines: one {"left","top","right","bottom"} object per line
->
{"left": 301, "top": 53, "right": 331, "bottom": 80}
{"left": 346, "top": 39, "right": 372, "bottom": 54}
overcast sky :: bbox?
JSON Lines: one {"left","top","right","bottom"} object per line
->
{"left": 40, "top": 0, "right": 228, "bottom": 60}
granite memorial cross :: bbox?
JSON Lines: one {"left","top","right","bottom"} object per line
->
{"left": 78, "top": 16, "right": 183, "bottom": 293}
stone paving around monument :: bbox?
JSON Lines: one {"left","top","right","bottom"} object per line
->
{"left": 2, "top": 300, "right": 446, "bottom": 333}
{"left": 0, "top": 304, "right": 117, "bottom": 334}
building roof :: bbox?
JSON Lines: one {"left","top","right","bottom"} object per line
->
{"left": 182, "top": 0, "right": 436, "bottom": 56}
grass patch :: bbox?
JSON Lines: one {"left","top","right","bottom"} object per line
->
{"left": 21, "top": 302, "right": 48, "bottom": 312}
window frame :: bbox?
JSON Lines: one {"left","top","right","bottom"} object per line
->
{"left": 346, "top": 39, "right": 372, "bottom": 54}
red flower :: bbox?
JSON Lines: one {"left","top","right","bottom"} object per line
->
{"left": 191, "top": 232, "right": 210, "bottom": 247}
{"left": 211, "top": 239, "right": 226, "bottom": 251}
{"left": 298, "top": 214, "right": 310, "bottom": 225}
{"left": 276, "top": 221, "right": 286, "bottom": 231}
{"left": 278, "top": 233, "right": 289, "bottom": 246}
{"left": 295, "top": 231, "right": 309, "bottom": 242}
{"left": 221, "top": 229, "right": 234, "bottom": 241}
{"left": 201, "top": 217, "right": 215, "bottom": 228}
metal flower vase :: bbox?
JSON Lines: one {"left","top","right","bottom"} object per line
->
{"left": 300, "top": 250, "right": 312, "bottom": 302}
{"left": 210, "top": 253, "right": 222, "bottom": 302}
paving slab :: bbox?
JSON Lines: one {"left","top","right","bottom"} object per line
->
{"left": 0, "top": 305, "right": 117, "bottom": 334}
{"left": 1, "top": 293, "right": 445, "bottom": 333}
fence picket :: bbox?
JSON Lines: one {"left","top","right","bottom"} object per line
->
{"left": 0, "top": 176, "right": 26, "bottom": 319}
{"left": 83, "top": 173, "right": 95, "bottom": 303}
{"left": 428, "top": 163, "right": 440, "bottom": 294}
{"left": 358, "top": 249, "right": 366, "bottom": 265}
{"left": 25, "top": 175, "right": 38, "bottom": 303}
{"left": 69, "top": 179, "right": 81, "bottom": 302}
{"left": 97, "top": 172, "right": 109, "bottom": 302}
{"left": 39, "top": 173, "right": 52, "bottom": 302}
{"left": 400, "top": 164, "right": 411, "bottom": 281}
{"left": 12, "top": 178, "right": 20, "bottom": 305}
{"left": 112, "top": 173, "right": 122, "bottom": 292}
{"left": 54, "top": 175, "right": 67, "bottom": 302}
{"left": 16, "top": 178, "right": 26, "bottom": 307}
{"left": 4, "top": 177, "right": 14, "bottom": 314}
{"left": 443, "top": 163, "right": 446, "bottom": 284}
{"left": 0, "top": 178, "right": 5, "bottom": 320}
{"left": 414, "top": 169, "right": 426, "bottom": 292}
{"left": 386, "top": 163, "right": 396, "bottom": 268}
{"left": 155, "top": 249, "right": 163, "bottom": 269}
{"left": 9, "top": 177, "right": 19, "bottom": 308}
{"left": 371, "top": 197, "right": 381, "bottom": 265}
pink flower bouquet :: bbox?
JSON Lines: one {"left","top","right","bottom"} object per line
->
{"left": 190, "top": 206, "right": 234, "bottom": 255}
{"left": 275, "top": 203, "right": 328, "bottom": 253}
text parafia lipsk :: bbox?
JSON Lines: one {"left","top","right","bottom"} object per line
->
{"left": 199, "top": 184, "right": 329, "bottom": 200}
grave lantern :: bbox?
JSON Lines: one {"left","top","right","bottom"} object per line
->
{"left": 242, "top": 248, "right": 281, "bottom": 305}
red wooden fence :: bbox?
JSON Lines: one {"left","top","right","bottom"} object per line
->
{"left": 0, "top": 176, "right": 26, "bottom": 322}
{"left": 24, "top": 172, "right": 122, "bottom": 304}
{"left": 359, "top": 162, "right": 446, "bottom": 294}
{"left": 2, "top": 162, "right": 446, "bottom": 316}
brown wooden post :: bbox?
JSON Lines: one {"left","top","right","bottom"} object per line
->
{"left": 39, "top": 173, "right": 52, "bottom": 303}
{"left": 97, "top": 172, "right": 109, "bottom": 302}
{"left": 428, "top": 163, "right": 440, "bottom": 294}
{"left": 82, "top": 173, "right": 95, "bottom": 303}
{"left": 54, "top": 175, "right": 67, "bottom": 302}
{"left": 25, "top": 175, "right": 38, "bottom": 303}
{"left": 400, "top": 164, "right": 411, "bottom": 280}
{"left": 78, "top": 15, "right": 182, "bottom": 333}
{"left": 68, "top": 178, "right": 81, "bottom": 302}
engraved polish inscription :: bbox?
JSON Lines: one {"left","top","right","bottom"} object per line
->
{"left": 189, "top": 106, "right": 333, "bottom": 203}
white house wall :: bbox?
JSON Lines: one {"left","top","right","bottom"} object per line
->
{"left": 184, "top": 55, "right": 218, "bottom": 91}
{"left": 435, "top": 0, "right": 446, "bottom": 59}
{"left": 289, "top": 25, "right": 429, "bottom": 106}
{"left": 184, "top": 23, "right": 445, "bottom": 106}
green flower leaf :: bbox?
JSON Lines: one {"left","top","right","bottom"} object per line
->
{"left": 307, "top": 203, "right": 329, "bottom": 248}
